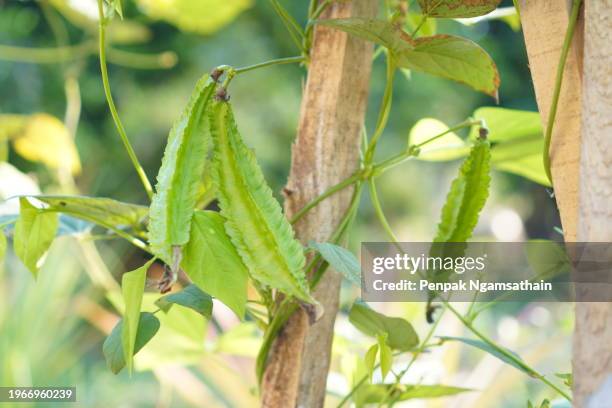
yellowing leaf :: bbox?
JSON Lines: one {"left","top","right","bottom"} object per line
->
{"left": 409, "top": 118, "right": 469, "bottom": 161}
{"left": 12, "top": 113, "right": 81, "bottom": 175}
{"left": 136, "top": 0, "right": 252, "bottom": 35}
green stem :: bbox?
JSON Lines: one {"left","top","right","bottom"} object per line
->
{"left": 542, "top": 0, "right": 582, "bottom": 185}
{"left": 336, "top": 310, "right": 443, "bottom": 408}
{"left": 384, "top": 309, "right": 447, "bottom": 407}
{"left": 341, "top": 193, "right": 572, "bottom": 403}
{"left": 365, "top": 55, "right": 396, "bottom": 163}
{"left": 290, "top": 118, "right": 482, "bottom": 225}
{"left": 373, "top": 119, "right": 481, "bottom": 174}
{"left": 96, "top": 0, "right": 154, "bottom": 200}
{"left": 368, "top": 178, "right": 398, "bottom": 242}
{"left": 444, "top": 303, "right": 571, "bottom": 401}
{"left": 311, "top": 182, "right": 363, "bottom": 288}
{"left": 106, "top": 48, "right": 177, "bottom": 70}
{"left": 268, "top": 0, "right": 305, "bottom": 53}
{"left": 290, "top": 172, "right": 361, "bottom": 224}
{"left": 234, "top": 55, "right": 306, "bottom": 74}
{"left": 0, "top": 42, "right": 94, "bottom": 64}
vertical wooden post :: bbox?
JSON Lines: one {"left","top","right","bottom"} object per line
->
{"left": 521, "top": 1, "right": 612, "bottom": 405}
{"left": 574, "top": 1, "right": 612, "bottom": 406}
{"left": 519, "top": 0, "right": 583, "bottom": 241}
{"left": 260, "top": 1, "right": 376, "bottom": 407}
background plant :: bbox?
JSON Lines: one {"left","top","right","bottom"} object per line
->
{"left": 0, "top": 0, "right": 573, "bottom": 407}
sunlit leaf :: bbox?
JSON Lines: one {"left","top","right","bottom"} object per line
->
{"left": 405, "top": 13, "right": 437, "bottom": 36}
{"left": 12, "top": 113, "right": 81, "bottom": 175}
{"left": 439, "top": 336, "right": 540, "bottom": 377}
{"left": 364, "top": 343, "right": 378, "bottom": 381}
{"left": 136, "top": 0, "right": 252, "bottom": 35}
{"left": 378, "top": 334, "right": 393, "bottom": 380}
{"left": 469, "top": 107, "right": 549, "bottom": 186}
{"left": 210, "top": 99, "right": 315, "bottom": 305}
{"left": 13, "top": 197, "right": 59, "bottom": 277}
{"left": 309, "top": 241, "right": 361, "bottom": 287}
{"left": 121, "top": 258, "right": 154, "bottom": 374}
{"left": 349, "top": 302, "right": 419, "bottom": 351}
{"left": 434, "top": 137, "right": 490, "bottom": 242}
{"left": 397, "top": 35, "right": 500, "bottom": 97}
{"left": 418, "top": 0, "right": 502, "bottom": 18}
{"left": 469, "top": 107, "right": 542, "bottom": 142}
{"left": 149, "top": 74, "right": 217, "bottom": 264}
{"left": 155, "top": 283, "right": 213, "bottom": 318}
{"left": 409, "top": 118, "right": 469, "bottom": 161}
{"left": 494, "top": 155, "right": 549, "bottom": 186}
{"left": 103, "top": 312, "right": 160, "bottom": 374}
{"left": 182, "top": 210, "right": 248, "bottom": 319}
{"left": 360, "top": 383, "right": 472, "bottom": 403}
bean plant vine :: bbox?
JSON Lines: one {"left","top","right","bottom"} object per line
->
{"left": 0, "top": 0, "right": 576, "bottom": 406}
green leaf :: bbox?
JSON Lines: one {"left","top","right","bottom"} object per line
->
{"left": 434, "top": 137, "right": 491, "bottom": 242}
{"left": 181, "top": 210, "right": 248, "bottom": 319}
{"left": 210, "top": 99, "right": 315, "bottom": 305}
{"left": 397, "top": 35, "right": 500, "bottom": 97}
{"left": 309, "top": 241, "right": 361, "bottom": 287}
{"left": 555, "top": 372, "right": 573, "bottom": 388}
{"left": 439, "top": 336, "right": 540, "bottom": 377}
{"left": 378, "top": 334, "right": 393, "bottom": 380}
{"left": 13, "top": 197, "right": 59, "bottom": 277}
{"left": 132, "top": 293, "right": 206, "bottom": 369}
{"left": 155, "top": 284, "right": 213, "bottom": 318}
{"left": 364, "top": 343, "right": 379, "bottom": 381}
{"left": 360, "top": 383, "right": 472, "bottom": 403}
{"left": 469, "top": 107, "right": 542, "bottom": 142}
{"left": 135, "top": 0, "right": 252, "bottom": 35}
{"left": 406, "top": 13, "right": 437, "bottom": 36}
{"left": 453, "top": 7, "right": 520, "bottom": 31}
{"left": 315, "top": 18, "right": 412, "bottom": 54}
{"left": 105, "top": 0, "right": 123, "bottom": 18}
{"left": 149, "top": 74, "right": 217, "bottom": 264}
{"left": 348, "top": 302, "right": 419, "bottom": 351}
{"left": 409, "top": 118, "right": 469, "bottom": 161}
{"left": 103, "top": 312, "right": 160, "bottom": 374}
{"left": 526, "top": 240, "right": 572, "bottom": 280}
{"left": 469, "top": 107, "right": 549, "bottom": 186}
{"left": 35, "top": 195, "right": 148, "bottom": 234}
{"left": 493, "top": 155, "right": 549, "bottom": 186}
{"left": 418, "top": 0, "right": 502, "bottom": 18}
{"left": 121, "top": 258, "right": 154, "bottom": 374}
